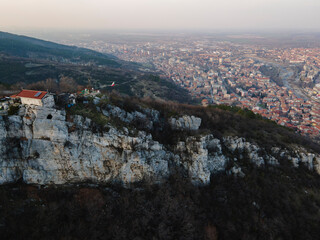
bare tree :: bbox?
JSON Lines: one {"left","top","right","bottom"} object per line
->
{"left": 45, "top": 78, "right": 59, "bottom": 93}
{"left": 59, "top": 76, "right": 78, "bottom": 93}
{"left": 26, "top": 81, "right": 47, "bottom": 91}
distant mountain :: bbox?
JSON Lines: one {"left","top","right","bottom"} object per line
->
{"left": 0, "top": 31, "right": 119, "bottom": 66}
{"left": 0, "top": 31, "right": 193, "bottom": 103}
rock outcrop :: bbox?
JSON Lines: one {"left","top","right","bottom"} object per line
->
{"left": 102, "top": 104, "right": 158, "bottom": 130}
{"left": 0, "top": 103, "right": 320, "bottom": 186}
{"left": 0, "top": 105, "right": 171, "bottom": 185}
{"left": 169, "top": 115, "right": 201, "bottom": 131}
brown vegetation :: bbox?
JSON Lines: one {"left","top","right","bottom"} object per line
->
{"left": 107, "top": 94, "right": 320, "bottom": 154}
{"left": 1, "top": 165, "right": 320, "bottom": 239}
{"left": 26, "top": 76, "right": 80, "bottom": 93}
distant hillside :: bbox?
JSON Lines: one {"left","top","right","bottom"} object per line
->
{"left": 0, "top": 31, "right": 119, "bottom": 66}
{"left": 0, "top": 31, "right": 193, "bottom": 103}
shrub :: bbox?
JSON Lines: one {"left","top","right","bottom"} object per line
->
{"left": 2, "top": 167, "right": 320, "bottom": 240}
{"left": 8, "top": 105, "right": 19, "bottom": 115}
{"left": 66, "top": 102, "right": 109, "bottom": 129}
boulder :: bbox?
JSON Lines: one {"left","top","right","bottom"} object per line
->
{"left": 169, "top": 115, "right": 201, "bottom": 131}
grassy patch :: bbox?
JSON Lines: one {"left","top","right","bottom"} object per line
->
{"left": 66, "top": 102, "right": 109, "bottom": 129}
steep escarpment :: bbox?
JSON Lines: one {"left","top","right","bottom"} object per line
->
{"left": 2, "top": 97, "right": 320, "bottom": 239}
{"left": 1, "top": 106, "right": 169, "bottom": 185}
{"left": 1, "top": 98, "right": 320, "bottom": 186}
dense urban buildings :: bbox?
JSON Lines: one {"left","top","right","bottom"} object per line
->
{"left": 62, "top": 35, "right": 320, "bottom": 140}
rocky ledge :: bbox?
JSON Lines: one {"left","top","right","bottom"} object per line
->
{"left": 0, "top": 103, "right": 319, "bottom": 186}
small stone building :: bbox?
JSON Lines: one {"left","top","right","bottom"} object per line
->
{"left": 13, "top": 90, "right": 55, "bottom": 107}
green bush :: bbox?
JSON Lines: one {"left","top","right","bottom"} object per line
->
{"left": 67, "top": 103, "right": 109, "bottom": 129}
{"left": 209, "top": 104, "right": 264, "bottom": 120}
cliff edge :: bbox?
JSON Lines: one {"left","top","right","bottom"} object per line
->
{"left": 1, "top": 96, "right": 319, "bottom": 186}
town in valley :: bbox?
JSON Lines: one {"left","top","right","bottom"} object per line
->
{"left": 54, "top": 32, "right": 320, "bottom": 140}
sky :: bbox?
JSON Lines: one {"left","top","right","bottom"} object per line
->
{"left": 0, "top": 0, "right": 320, "bottom": 32}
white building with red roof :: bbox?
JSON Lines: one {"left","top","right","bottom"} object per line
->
{"left": 12, "top": 90, "right": 55, "bottom": 107}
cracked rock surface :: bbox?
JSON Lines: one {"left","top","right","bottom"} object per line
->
{"left": 1, "top": 104, "right": 319, "bottom": 186}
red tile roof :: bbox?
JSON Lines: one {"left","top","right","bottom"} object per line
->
{"left": 16, "top": 90, "right": 47, "bottom": 99}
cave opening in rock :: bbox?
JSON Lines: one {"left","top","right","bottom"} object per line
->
{"left": 47, "top": 114, "right": 53, "bottom": 120}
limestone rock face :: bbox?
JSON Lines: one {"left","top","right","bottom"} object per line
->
{"left": 288, "top": 146, "right": 320, "bottom": 174}
{"left": 223, "top": 136, "right": 266, "bottom": 166}
{"left": 0, "top": 105, "right": 173, "bottom": 185}
{"left": 169, "top": 115, "right": 201, "bottom": 131}
{"left": 227, "top": 166, "right": 245, "bottom": 178}
{"left": 42, "top": 94, "right": 55, "bottom": 108}
{"left": 174, "top": 135, "right": 227, "bottom": 184}
{"left": 0, "top": 104, "right": 320, "bottom": 186}
{"left": 102, "top": 104, "right": 158, "bottom": 130}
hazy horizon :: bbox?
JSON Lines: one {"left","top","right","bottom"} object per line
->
{"left": 1, "top": 0, "right": 320, "bottom": 33}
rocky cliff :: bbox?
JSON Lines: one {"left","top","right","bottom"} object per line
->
{"left": 1, "top": 102, "right": 320, "bottom": 186}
